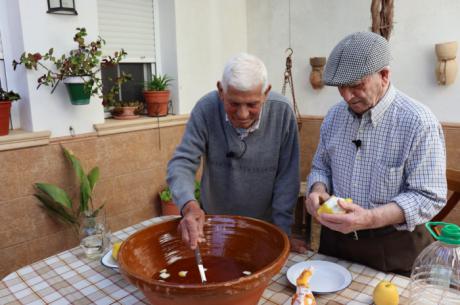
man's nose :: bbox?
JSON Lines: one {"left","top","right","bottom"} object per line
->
{"left": 340, "top": 88, "right": 355, "bottom": 102}
{"left": 236, "top": 105, "right": 249, "bottom": 118}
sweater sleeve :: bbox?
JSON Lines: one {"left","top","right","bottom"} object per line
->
{"left": 167, "top": 104, "right": 208, "bottom": 209}
{"left": 271, "top": 108, "right": 300, "bottom": 235}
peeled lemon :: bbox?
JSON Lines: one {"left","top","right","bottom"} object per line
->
{"left": 373, "top": 280, "right": 399, "bottom": 305}
{"left": 317, "top": 196, "right": 352, "bottom": 215}
{"left": 112, "top": 241, "right": 122, "bottom": 260}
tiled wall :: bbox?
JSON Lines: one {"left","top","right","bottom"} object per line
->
{"left": 0, "top": 125, "right": 185, "bottom": 278}
{"left": 1, "top": 117, "right": 459, "bottom": 278}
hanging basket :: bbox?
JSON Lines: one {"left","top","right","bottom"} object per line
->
{"left": 63, "top": 76, "right": 92, "bottom": 105}
{"left": 0, "top": 101, "right": 12, "bottom": 136}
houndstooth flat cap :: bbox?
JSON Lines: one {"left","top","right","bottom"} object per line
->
{"left": 323, "top": 31, "right": 390, "bottom": 86}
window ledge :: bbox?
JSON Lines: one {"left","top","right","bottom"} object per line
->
{"left": 94, "top": 114, "right": 189, "bottom": 136}
{"left": 0, "top": 129, "right": 52, "bottom": 151}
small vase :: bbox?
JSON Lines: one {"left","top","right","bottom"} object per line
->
{"left": 79, "top": 215, "right": 108, "bottom": 259}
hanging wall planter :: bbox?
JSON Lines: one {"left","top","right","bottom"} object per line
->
{"left": 63, "top": 76, "right": 92, "bottom": 105}
{"left": 0, "top": 88, "right": 20, "bottom": 136}
{"left": 0, "top": 101, "right": 12, "bottom": 136}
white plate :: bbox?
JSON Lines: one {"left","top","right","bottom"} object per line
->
{"left": 286, "top": 260, "right": 352, "bottom": 294}
{"left": 100, "top": 250, "right": 119, "bottom": 270}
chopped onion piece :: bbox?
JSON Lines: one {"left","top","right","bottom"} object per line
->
{"left": 178, "top": 271, "right": 188, "bottom": 277}
{"left": 242, "top": 271, "right": 251, "bottom": 276}
{"left": 159, "top": 272, "right": 170, "bottom": 279}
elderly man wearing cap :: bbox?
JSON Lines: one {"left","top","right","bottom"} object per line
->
{"left": 305, "top": 31, "right": 447, "bottom": 276}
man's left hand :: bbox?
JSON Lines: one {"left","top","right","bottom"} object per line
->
{"left": 318, "top": 199, "right": 373, "bottom": 233}
{"left": 289, "top": 237, "right": 308, "bottom": 254}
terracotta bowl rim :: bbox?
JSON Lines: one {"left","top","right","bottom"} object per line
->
{"left": 118, "top": 214, "right": 290, "bottom": 290}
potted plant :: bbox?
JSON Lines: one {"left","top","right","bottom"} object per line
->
{"left": 13, "top": 27, "right": 127, "bottom": 105}
{"left": 103, "top": 72, "right": 143, "bottom": 119}
{"left": 143, "top": 74, "right": 173, "bottom": 116}
{"left": 0, "top": 87, "right": 20, "bottom": 136}
{"left": 159, "top": 181, "right": 200, "bottom": 216}
{"left": 34, "top": 147, "right": 107, "bottom": 258}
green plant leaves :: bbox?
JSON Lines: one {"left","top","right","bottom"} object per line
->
{"left": 35, "top": 183, "right": 73, "bottom": 209}
{"left": 87, "top": 167, "right": 100, "bottom": 191}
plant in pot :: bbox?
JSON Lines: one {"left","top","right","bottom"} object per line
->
{"left": 143, "top": 74, "right": 173, "bottom": 116}
{"left": 13, "top": 27, "right": 127, "bottom": 105}
{"left": 103, "top": 72, "right": 143, "bottom": 119}
{"left": 0, "top": 87, "right": 20, "bottom": 136}
{"left": 34, "top": 147, "right": 107, "bottom": 259}
{"left": 159, "top": 181, "right": 200, "bottom": 216}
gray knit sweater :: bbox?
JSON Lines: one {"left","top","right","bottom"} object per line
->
{"left": 166, "top": 90, "right": 300, "bottom": 234}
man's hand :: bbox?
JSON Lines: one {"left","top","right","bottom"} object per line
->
{"left": 177, "top": 200, "right": 206, "bottom": 250}
{"left": 318, "top": 199, "right": 373, "bottom": 233}
{"left": 289, "top": 237, "right": 308, "bottom": 254}
{"left": 305, "top": 182, "right": 330, "bottom": 222}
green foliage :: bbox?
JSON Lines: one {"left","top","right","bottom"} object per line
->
{"left": 13, "top": 27, "right": 127, "bottom": 97}
{"left": 159, "top": 181, "right": 201, "bottom": 203}
{"left": 159, "top": 186, "right": 172, "bottom": 202}
{"left": 103, "top": 72, "right": 132, "bottom": 107}
{"left": 0, "top": 87, "right": 20, "bottom": 101}
{"left": 34, "top": 147, "right": 102, "bottom": 232}
{"left": 145, "top": 74, "right": 173, "bottom": 91}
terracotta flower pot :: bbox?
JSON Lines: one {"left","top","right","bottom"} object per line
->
{"left": 161, "top": 200, "right": 180, "bottom": 216}
{"left": 118, "top": 215, "right": 290, "bottom": 305}
{"left": 0, "top": 101, "right": 12, "bottom": 136}
{"left": 144, "top": 90, "right": 170, "bottom": 117}
{"left": 112, "top": 106, "right": 140, "bottom": 120}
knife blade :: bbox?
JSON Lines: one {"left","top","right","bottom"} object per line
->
{"left": 194, "top": 246, "right": 207, "bottom": 284}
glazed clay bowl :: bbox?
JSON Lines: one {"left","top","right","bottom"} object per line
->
{"left": 118, "top": 215, "right": 290, "bottom": 305}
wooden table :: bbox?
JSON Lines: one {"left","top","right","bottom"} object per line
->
{"left": 0, "top": 216, "right": 412, "bottom": 305}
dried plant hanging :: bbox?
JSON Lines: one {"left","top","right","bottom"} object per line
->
{"left": 371, "top": 0, "right": 394, "bottom": 40}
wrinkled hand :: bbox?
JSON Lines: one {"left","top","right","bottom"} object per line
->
{"left": 177, "top": 200, "right": 206, "bottom": 250}
{"left": 290, "top": 237, "right": 308, "bottom": 254}
{"left": 305, "top": 183, "right": 330, "bottom": 222}
{"left": 318, "top": 199, "right": 373, "bottom": 233}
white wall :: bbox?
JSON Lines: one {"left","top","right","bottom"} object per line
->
{"left": 0, "top": 0, "right": 103, "bottom": 137}
{"left": 173, "top": 0, "right": 247, "bottom": 114}
{"left": 247, "top": 0, "right": 460, "bottom": 123}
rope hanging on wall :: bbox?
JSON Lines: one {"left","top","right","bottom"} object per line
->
{"left": 282, "top": 48, "right": 302, "bottom": 131}
{"left": 281, "top": 0, "right": 302, "bottom": 131}
{"left": 371, "top": 0, "right": 394, "bottom": 40}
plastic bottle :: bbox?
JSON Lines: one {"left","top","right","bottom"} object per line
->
{"left": 408, "top": 222, "right": 460, "bottom": 304}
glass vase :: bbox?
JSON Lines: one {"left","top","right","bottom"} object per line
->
{"left": 79, "top": 214, "right": 108, "bottom": 259}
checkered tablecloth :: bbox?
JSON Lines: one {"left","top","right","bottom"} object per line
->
{"left": 0, "top": 216, "right": 411, "bottom": 305}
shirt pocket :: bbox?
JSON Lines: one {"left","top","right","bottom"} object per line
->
{"left": 369, "top": 162, "right": 404, "bottom": 204}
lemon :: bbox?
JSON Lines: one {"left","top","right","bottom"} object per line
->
{"left": 317, "top": 196, "right": 352, "bottom": 215}
{"left": 373, "top": 280, "right": 399, "bottom": 305}
{"left": 112, "top": 241, "right": 122, "bottom": 260}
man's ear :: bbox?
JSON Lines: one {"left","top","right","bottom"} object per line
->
{"left": 217, "top": 81, "right": 224, "bottom": 100}
{"left": 263, "top": 84, "right": 272, "bottom": 98}
{"left": 379, "top": 67, "right": 391, "bottom": 85}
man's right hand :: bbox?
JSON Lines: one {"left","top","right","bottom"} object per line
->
{"left": 305, "top": 182, "right": 330, "bottom": 222}
{"left": 178, "top": 200, "right": 206, "bottom": 250}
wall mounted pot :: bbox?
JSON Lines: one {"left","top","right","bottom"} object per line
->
{"left": 309, "top": 57, "right": 327, "bottom": 89}
{"left": 143, "top": 90, "right": 170, "bottom": 116}
{"left": 63, "top": 76, "right": 92, "bottom": 105}
{"left": 435, "top": 41, "right": 458, "bottom": 85}
{"left": 0, "top": 101, "right": 12, "bottom": 135}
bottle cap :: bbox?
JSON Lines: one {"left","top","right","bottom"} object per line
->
{"left": 426, "top": 222, "right": 460, "bottom": 245}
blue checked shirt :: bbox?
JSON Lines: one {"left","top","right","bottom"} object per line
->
{"left": 307, "top": 85, "right": 447, "bottom": 231}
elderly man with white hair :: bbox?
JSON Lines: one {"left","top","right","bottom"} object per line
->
{"left": 305, "top": 31, "right": 447, "bottom": 276}
{"left": 167, "top": 53, "right": 305, "bottom": 253}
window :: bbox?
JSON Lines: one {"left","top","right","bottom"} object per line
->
{"left": 97, "top": 0, "right": 157, "bottom": 104}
